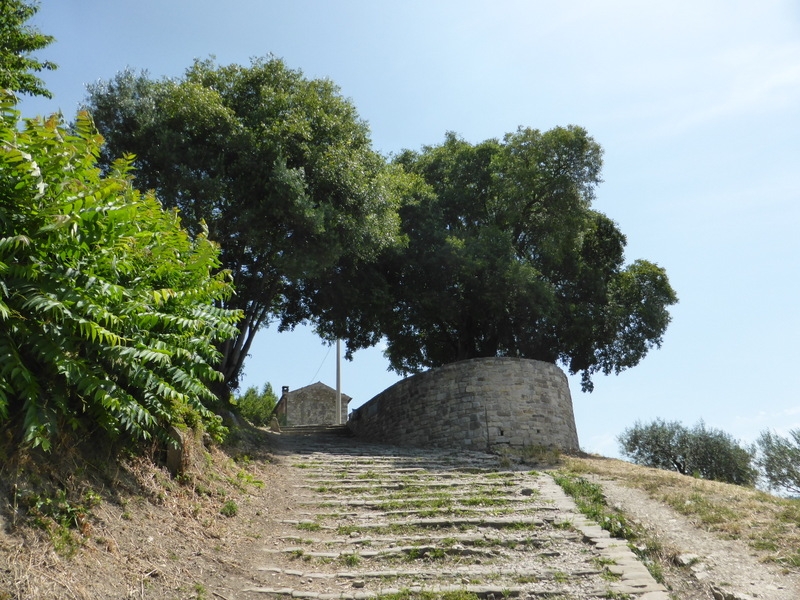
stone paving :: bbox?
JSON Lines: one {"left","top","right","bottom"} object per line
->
{"left": 240, "top": 430, "right": 670, "bottom": 600}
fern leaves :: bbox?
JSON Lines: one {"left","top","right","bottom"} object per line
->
{"left": 0, "top": 93, "right": 240, "bottom": 449}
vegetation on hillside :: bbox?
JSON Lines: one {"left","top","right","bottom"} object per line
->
{"left": 0, "top": 95, "right": 241, "bottom": 450}
{"left": 564, "top": 454, "right": 800, "bottom": 574}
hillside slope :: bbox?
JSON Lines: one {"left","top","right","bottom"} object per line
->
{"left": 1, "top": 428, "right": 798, "bottom": 599}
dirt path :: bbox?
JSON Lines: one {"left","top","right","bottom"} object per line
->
{"left": 586, "top": 475, "right": 800, "bottom": 600}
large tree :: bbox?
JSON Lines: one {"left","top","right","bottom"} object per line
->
{"left": 317, "top": 127, "right": 677, "bottom": 391}
{"left": 0, "top": 0, "right": 56, "bottom": 98}
{"left": 84, "top": 58, "right": 403, "bottom": 391}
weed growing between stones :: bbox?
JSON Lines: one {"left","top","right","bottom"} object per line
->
{"left": 336, "top": 524, "right": 361, "bottom": 535}
{"left": 340, "top": 552, "right": 361, "bottom": 567}
{"left": 551, "top": 472, "right": 666, "bottom": 584}
{"left": 551, "top": 473, "right": 636, "bottom": 539}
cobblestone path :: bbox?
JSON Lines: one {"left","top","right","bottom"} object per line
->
{"left": 240, "top": 430, "right": 669, "bottom": 600}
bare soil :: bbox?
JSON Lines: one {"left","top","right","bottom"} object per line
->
{"left": 0, "top": 428, "right": 798, "bottom": 600}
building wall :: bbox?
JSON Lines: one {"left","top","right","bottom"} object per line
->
{"left": 280, "top": 383, "right": 349, "bottom": 426}
{"left": 348, "top": 357, "right": 579, "bottom": 452}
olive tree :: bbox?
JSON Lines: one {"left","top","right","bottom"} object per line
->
{"left": 756, "top": 429, "right": 800, "bottom": 496}
{"left": 618, "top": 419, "right": 757, "bottom": 486}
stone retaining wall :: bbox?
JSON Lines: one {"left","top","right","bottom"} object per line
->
{"left": 347, "top": 357, "right": 579, "bottom": 452}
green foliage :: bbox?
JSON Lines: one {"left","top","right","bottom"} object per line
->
{"left": 323, "top": 127, "right": 677, "bottom": 390}
{"left": 552, "top": 471, "right": 664, "bottom": 584}
{"left": 25, "top": 487, "right": 99, "bottom": 531}
{"left": 220, "top": 499, "right": 238, "bottom": 517}
{"left": 233, "top": 382, "right": 277, "bottom": 427}
{"left": 0, "top": 0, "right": 57, "bottom": 98}
{"left": 0, "top": 93, "right": 241, "bottom": 450}
{"left": 618, "top": 419, "right": 757, "bottom": 486}
{"left": 85, "top": 58, "right": 676, "bottom": 391}
{"left": 19, "top": 486, "right": 102, "bottom": 556}
{"left": 756, "top": 429, "right": 800, "bottom": 495}
{"left": 85, "top": 57, "right": 404, "bottom": 389}
{"left": 340, "top": 552, "right": 361, "bottom": 567}
{"left": 551, "top": 472, "right": 636, "bottom": 540}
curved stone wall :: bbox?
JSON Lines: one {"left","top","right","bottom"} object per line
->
{"left": 347, "top": 357, "right": 579, "bottom": 452}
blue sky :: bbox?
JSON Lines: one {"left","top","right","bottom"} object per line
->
{"left": 21, "top": 1, "right": 800, "bottom": 456}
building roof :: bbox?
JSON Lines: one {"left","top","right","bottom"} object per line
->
{"left": 283, "top": 381, "right": 352, "bottom": 402}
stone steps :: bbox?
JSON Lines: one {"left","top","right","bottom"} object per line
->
{"left": 280, "top": 424, "right": 353, "bottom": 436}
{"left": 242, "top": 432, "right": 670, "bottom": 599}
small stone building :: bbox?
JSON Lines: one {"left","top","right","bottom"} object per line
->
{"left": 273, "top": 382, "right": 350, "bottom": 426}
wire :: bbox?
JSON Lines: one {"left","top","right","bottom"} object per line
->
{"left": 308, "top": 343, "right": 332, "bottom": 384}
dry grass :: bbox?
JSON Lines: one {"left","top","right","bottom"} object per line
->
{"left": 563, "top": 455, "right": 800, "bottom": 572}
{"left": 0, "top": 424, "right": 279, "bottom": 599}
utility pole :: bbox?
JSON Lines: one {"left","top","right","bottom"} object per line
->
{"left": 336, "top": 338, "right": 342, "bottom": 425}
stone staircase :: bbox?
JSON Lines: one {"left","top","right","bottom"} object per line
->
{"left": 241, "top": 433, "right": 668, "bottom": 599}
{"left": 279, "top": 424, "right": 353, "bottom": 437}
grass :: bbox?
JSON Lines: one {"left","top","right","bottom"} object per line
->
{"left": 551, "top": 471, "right": 663, "bottom": 583}
{"left": 405, "top": 546, "right": 448, "bottom": 561}
{"left": 219, "top": 499, "right": 238, "bottom": 517}
{"left": 379, "top": 496, "right": 454, "bottom": 511}
{"left": 340, "top": 552, "right": 361, "bottom": 567}
{"left": 336, "top": 524, "right": 361, "bottom": 536}
{"left": 563, "top": 455, "right": 800, "bottom": 573}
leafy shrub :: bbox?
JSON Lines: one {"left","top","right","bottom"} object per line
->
{"left": 0, "top": 94, "right": 241, "bottom": 450}
{"left": 618, "top": 419, "right": 757, "bottom": 486}
{"left": 756, "top": 429, "right": 800, "bottom": 495}
{"left": 233, "top": 383, "right": 277, "bottom": 426}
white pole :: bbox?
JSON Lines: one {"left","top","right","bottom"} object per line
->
{"left": 336, "top": 338, "right": 342, "bottom": 425}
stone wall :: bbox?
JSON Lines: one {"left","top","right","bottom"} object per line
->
{"left": 347, "top": 357, "right": 579, "bottom": 452}
{"left": 277, "top": 382, "right": 349, "bottom": 426}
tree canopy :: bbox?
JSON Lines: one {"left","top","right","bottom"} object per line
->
{"left": 618, "top": 419, "right": 757, "bottom": 486}
{"left": 85, "top": 57, "right": 676, "bottom": 393}
{"left": 756, "top": 429, "right": 800, "bottom": 496}
{"left": 310, "top": 127, "right": 677, "bottom": 391}
{"left": 84, "top": 57, "right": 404, "bottom": 392}
{"left": 0, "top": 0, "right": 56, "bottom": 98}
{"left": 0, "top": 94, "right": 240, "bottom": 449}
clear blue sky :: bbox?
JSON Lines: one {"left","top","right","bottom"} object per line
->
{"left": 21, "top": 1, "right": 800, "bottom": 456}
